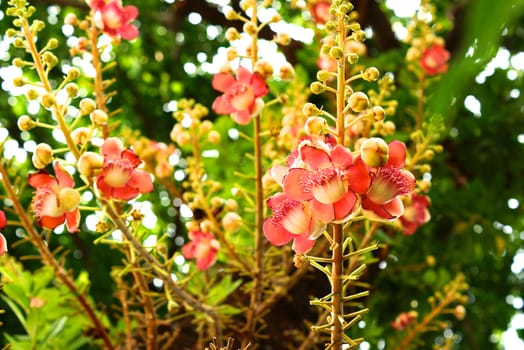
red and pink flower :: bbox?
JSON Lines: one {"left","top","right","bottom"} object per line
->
{"left": 28, "top": 162, "right": 81, "bottom": 233}
{"left": 182, "top": 230, "right": 220, "bottom": 271}
{"left": 311, "top": 1, "right": 331, "bottom": 24}
{"left": 399, "top": 194, "right": 431, "bottom": 235}
{"left": 391, "top": 311, "right": 418, "bottom": 330}
{"left": 420, "top": 44, "right": 450, "bottom": 76}
{"left": 263, "top": 192, "right": 326, "bottom": 254}
{"left": 360, "top": 141, "right": 416, "bottom": 220}
{"left": 91, "top": 0, "right": 139, "bottom": 40}
{"left": 96, "top": 137, "right": 154, "bottom": 201}
{"left": 212, "top": 66, "right": 269, "bottom": 124}
{"left": 282, "top": 141, "right": 369, "bottom": 223}
{"left": 0, "top": 210, "right": 7, "bottom": 256}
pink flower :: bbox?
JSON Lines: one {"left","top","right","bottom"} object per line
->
{"left": 182, "top": 230, "right": 220, "bottom": 270}
{"left": 0, "top": 210, "right": 6, "bottom": 230}
{"left": 92, "top": 0, "right": 139, "bottom": 40}
{"left": 96, "top": 137, "right": 154, "bottom": 201}
{"left": 360, "top": 141, "right": 416, "bottom": 220}
{"left": 0, "top": 233, "right": 6, "bottom": 256}
{"left": 391, "top": 311, "right": 418, "bottom": 330}
{"left": 212, "top": 67, "right": 269, "bottom": 124}
{"left": 282, "top": 141, "right": 370, "bottom": 223}
{"left": 28, "top": 162, "right": 81, "bottom": 233}
{"left": 399, "top": 194, "right": 431, "bottom": 235}
{"left": 420, "top": 44, "right": 450, "bottom": 76}
{"left": 263, "top": 192, "right": 326, "bottom": 254}
{"left": 311, "top": 1, "right": 331, "bottom": 24}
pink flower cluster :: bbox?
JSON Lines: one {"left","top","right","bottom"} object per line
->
{"left": 91, "top": 0, "right": 139, "bottom": 40}
{"left": 264, "top": 137, "right": 417, "bottom": 253}
{"left": 182, "top": 230, "right": 220, "bottom": 271}
{"left": 420, "top": 44, "right": 450, "bottom": 76}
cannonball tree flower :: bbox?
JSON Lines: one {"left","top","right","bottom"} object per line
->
{"left": 96, "top": 137, "right": 154, "bottom": 201}
{"left": 263, "top": 192, "right": 326, "bottom": 254}
{"left": 28, "top": 162, "right": 81, "bottom": 233}
{"left": 311, "top": 0, "right": 331, "bottom": 24}
{"left": 91, "top": 0, "right": 139, "bottom": 40}
{"left": 282, "top": 141, "right": 370, "bottom": 224}
{"left": 212, "top": 66, "right": 269, "bottom": 125}
{"left": 420, "top": 44, "right": 450, "bottom": 76}
{"left": 182, "top": 230, "right": 220, "bottom": 271}
{"left": 391, "top": 311, "right": 418, "bottom": 330}
{"left": 360, "top": 141, "right": 416, "bottom": 220}
{"left": 0, "top": 210, "right": 7, "bottom": 256}
{"left": 399, "top": 194, "right": 431, "bottom": 235}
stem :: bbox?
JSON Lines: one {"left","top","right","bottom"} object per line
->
{"left": 89, "top": 19, "right": 109, "bottom": 138}
{"left": 244, "top": 0, "right": 265, "bottom": 346}
{"left": 20, "top": 19, "right": 80, "bottom": 160}
{"left": 0, "top": 162, "right": 114, "bottom": 350}
{"left": 115, "top": 275, "right": 133, "bottom": 350}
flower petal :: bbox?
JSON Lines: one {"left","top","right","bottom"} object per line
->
{"left": 300, "top": 144, "right": 331, "bottom": 169}
{"left": 212, "top": 95, "right": 234, "bottom": 115}
{"left": 128, "top": 169, "right": 154, "bottom": 194}
{"left": 101, "top": 137, "right": 124, "bottom": 158}
{"left": 0, "top": 233, "right": 7, "bottom": 255}
{"left": 65, "top": 209, "right": 80, "bottom": 233}
{"left": 96, "top": 177, "right": 112, "bottom": 197}
{"left": 346, "top": 159, "right": 371, "bottom": 194}
{"left": 123, "top": 5, "right": 138, "bottom": 21}
{"left": 119, "top": 24, "right": 139, "bottom": 40}
{"left": 310, "top": 199, "right": 334, "bottom": 222}
{"left": 212, "top": 73, "right": 236, "bottom": 93}
{"left": 121, "top": 149, "right": 142, "bottom": 168}
{"left": 386, "top": 141, "right": 406, "bottom": 168}
{"left": 236, "top": 66, "right": 252, "bottom": 83}
{"left": 283, "top": 168, "right": 313, "bottom": 201}
{"left": 231, "top": 110, "right": 252, "bottom": 125}
{"left": 39, "top": 214, "right": 65, "bottom": 230}
{"left": 330, "top": 145, "right": 353, "bottom": 169}
{"left": 263, "top": 218, "right": 294, "bottom": 246}
{"left": 112, "top": 186, "right": 140, "bottom": 200}
{"left": 292, "top": 233, "right": 316, "bottom": 254}
{"left": 28, "top": 172, "right": 56, "bottom": 188}
{"left": 54, "top": 162, "right": 74, "bottom": 188}
{"left": 250, "top": 72, "right": 269, "bottom": 97}
{"left": 333, "top": 190, "right": 357, "bottom": 221}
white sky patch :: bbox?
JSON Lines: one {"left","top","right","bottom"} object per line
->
{"left": 385, "top": 0, "right": 421, "bottom": 18}
{"left": 464, "top": 95, "right": 481, "bottom": 117}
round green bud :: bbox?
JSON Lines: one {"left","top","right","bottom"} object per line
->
{"left": 79, "top": 98, "right": 96, "bottom": 115}
{"left": 47, "top": 38, "right": 58, "bottom": 49}
{"left": 26, "top": 89, "right": 39, "bottom": 100}
{"left": 316, "top": 70, "right": 331, "bottom": 82}
{"left": 41, "top": 93, "right": 56, "bottom": 108}
{"left": 17, "top": 115, "right": 35, "bottom": 131}
{"left": 363, "top": 67, "right": 380, "bottom": 82}
{"left": 329, "top": 46, "right": 344, "bottom": 60}
{"left": 13, "top": 77, "right": 25, "bottom": 87}
{"left": 348, "top": 92, "right": 369, "bottom": 112}
{"left": 12, "top": 58, "right": 25, "bottom": 67}
{"left": 66, "top": 67, "right": 80, "bottom": 80}
{"left": 310, "top": 82, "right": 326, "bottom": 95}
{"left": 65, "top": 83, "right": 79, "bottom": 98}
{"left": 347, "top": 53, "right": 359, "bottom": 64}
{"left": 13, "top": 38, "right": 25, "bottom": 48}
{"left": 42, "top": 52, "right": 58, "bottom": 67}
{"left": 6, "top": 29, "right": 17, "bottom": 38}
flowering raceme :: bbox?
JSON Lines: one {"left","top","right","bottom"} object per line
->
{"left": 96, "top": 137, "right": 154, "bottom": 200}
{"left": 28, "top": 162, "right": 81, "bottom": 233}
{"left": 182, "top": 230, "right": 220, "bottom": 271}
{"left": 420, "top": 44, "right": 450, "bottom": 76}
{"left": 212, "top": 66, "right": 269, "bottom": 124}
{"left": 91, "top": 0, "right": 139, "bottom": 40}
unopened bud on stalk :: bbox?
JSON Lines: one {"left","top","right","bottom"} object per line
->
{"left": 13, "top": 77, "right": 25, "bottom": 87}
{"left": 329, "top": 46, "right": 344, "bottom": 60}
{"left": 32, "top": 143, "right": 54, "bottom": 169}
{"left": 316, "top": 69, "right": 331, "bottom": 82}
{"left": 270, "top": 13, "right": 281, "bottom": 22}
{"left": 226, "top": 47, "right": 238, "bottom": 61}
{"left": 225, "top": 199, "right": 238, "bottom": 211}
{"left": 303, "top": 103, "right": 320, "bottom": 117}
{"left": 12, "top": 58, "right": 25, "bottom": 67}
{"left": 310, "top": 82, "right": 325, "bottom": 94}
{"left": 17, "top": 115, "right": 35, "bottom": 131}
{"left": 275, "top": 32, "right": 291, "bottom": 46}
{"left": 77, "top": 152, "right": 104, "bottom": 177}
{"left": 41, "top": 93, "right": 56, "bottom": 108}
{"left": 222, "top": 212, "right": 242, "bottom": 233}
{"left": 279, "top": 62, "right": 295, "bottom": 80}
{"left": 225, "top": 27, "right": 240, "bottom": 41}
{"left": 454, "top": 305, "right": 466, "bottom": 320}
{"left": 13, "top": 38, "right": 25, "bottom": 48}
{"left": 90, "top": 109, "right": 108, "bottom": 126}
{"left": 305, "top": 116, "right": 328, "bottom": 137}
{"left": 372, "top": 106, "right": 386, "bottom": 122}
{"left": 65, "top": 83, "right": 79, "bottom": 98}
{"left": 348, "top": 92, "right": 369, "bottom": 112}
{"left": 347, "top": 53, "right": 359, "bottom": 64}
{"left": 71, "top": 127, "right": 91, "bottom": 144}
{"left": 360, "top": 137, "right": 389, "bottom": 167}
{"left": 26, "top": 89, "right": 39, "bottom": 100}
{"left": 64, "top": 13, "right": 78, "bottom": 25}
{"left": 31, "top": 20, "right": 46, "bottom": 32}
{"left": 243, "top": 22, "right": 258, "bottom": 36}
{"left": 200, "top": 120, "right": 213, "bottom": 133}
{"left": 363, "top": 67, "right": 380, "bottom": 81}
{"left": 66, "top": 67, "right": 80, "bottom": 80}
{"left": 79, "top": 98, "right": 96, "bottom": 114}
{"left": 58, "top": 188, "right": 81, "bottom": 211}
{"left": 254, "top": 60, "right": 274, "bottom": 79}
{"left": 47, "top": 38, "right": 58, "bottom": 50}
{"left": 208, "top": 130, "right": 221, "bottom": 144}
{"left": 42, "top": 51, "right": 58, "bottom": 67}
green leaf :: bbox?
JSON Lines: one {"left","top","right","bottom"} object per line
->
{"left": 2, "top": 295, "right": 27, "bottom": 331}
{"left": 40, "top": 316, "right": 68, "bottom": 348}
{"left": 205, "top": 275, "right": 242, "bottom": 306}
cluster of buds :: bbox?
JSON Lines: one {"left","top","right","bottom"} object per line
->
{"left": 170, "top": 99, "right": 220, "bottom": 146}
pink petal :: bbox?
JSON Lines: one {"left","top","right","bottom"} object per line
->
{"left": 300, "top": 144, "right": 331, "bottom": 169}
{"left": 112, "top": 186, "right": 139, "bottom": 200}
{"left": 102, "top": 137, "right": 124, "bottom": 158}
{"left": 310, "top": 200, "right": 334, "bottom": 222}
{"left": 0, "top": 210, "right": 6, "bottom": 230}
{"left": 182, "top": 242, "right": 196, "bottom": 259}
{"left": 330, "top": 145, "right": 353, "bottom": 169}
{"left": 346, "top": 159, "right": 371, "bottom": 194}
{"left": 292, "top": 233, "right": 316, "bottom": 254}
{"left": 383, "top": 197, "right": 404, "bottom": 217}
{"left": 119, "top": 24, "right": 139, "bottom": 40}
{"left": 283, "top": 168, "right": 313, "bottom": 201}
{"left": 65, "top": 209, "right": 80, "bottom": 233}
{"left": 196, "top": 250, "right": 217, "bottom": 271}
{"left": 128, "top": 169, "right": 153, "bottom": 194}
{"left": 28, "top": 172, "right": 56, "bottom": 189}
{"left": 0, "top": 233, "right": 7, "bottom": 255}
{"left": 96, "top": 177, "right": 112, "bottom": 197}
{"left": 232, "top": 110, "right": 251, "bottom": 125}
{"left": 266, "top": 192, "right": 288, "bottom": 210}
{"left": 121, "top": 149, "right": 142, "bottom": 167}
{"left": 54, "top": 162, "right": 74, "bottom": 188}
{"left": 212, "top": 73, "right": 236, "bottom": 93}
{"left": 123, "top": 5, "right": 138, "bottom": 21}
{"left": 250, "top": 72, "right": 269, "bottom": 97}
{"left": 333, "top": 190, "right": 357, "bottom": 221}
{"left": 39, "top": 214, "right": 65, "bottom": 230}
{"left": 212, "top": 95, "right": 234, "bottom": 115}
{"left": 263, "top": 219, "right": 294, "bottom": 246}
{"left": 386, "top": 141, "right": 406, "bottom": 168}
{"left": 236, "top": 67, "right": 252, "bottom": 83}
{"left": 270, "top": 164, "right": 289, "bottom": 186}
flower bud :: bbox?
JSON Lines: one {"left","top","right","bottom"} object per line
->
{"left": 304, "top": 116, "right": 327, "bottom": 137}
{"left": 65, "top": 83, "right": 79, "bottom": 98}
{"left": 42, "top": 51, "right": 58, "bottom": 67}
{"left": 32, "top": 143, "right": 54, "bottom": 169}
{"left": 79, "top": 98, "right": 96, "bottom": 114}
{"left": 47, "top": 38, "right": 58, "bottom": 50}
{"left": 278, "top": 62, "right": 295, "bottom": 80}
{"left": 13, "top": 77, "right": 25, "bottom": 87}
{"left": 316, "top": 69, "right": 332, "bottom": 82}
{"left": 225, "top": 27, "right": 240, "bottom": 41}
{"left": 329, "top": 46, "right": 344, "bottom": 60}
{"left": 348, "top": 92, "right": 369, "bottom": 112}
{"left": 225, "top": 9, "right": 237, "bottom": 20}
{"left": 310, "top": 81, "right": 325, "bottom": 94}
{"left": 243, "top": 22, "right": 258, "bottom": 36}
{"left": 12, "top": 58, "right": 25, "bottom": 67}
{"left": 372, "top": 106, "right": 386, "bottom": 122}
{"left": 347, "top": 53, "right": 359, "bottom": 64}
{"left": 303, "top": 103, "right": 320, "bottom": 117}
{"left": 363, "top": 67, "right": 380, "bottom": 81}
{"left": 17, "top": 115, "right": 35, "bottom": 131}
{"left": 225, "top": 199, "right": 238, "bottom": 211}
{"left": 58, "top": 188, "right": 81, "bottom": 212}
{"left": 32, "top": 20, "right": 46, "bottom": 32}
{"left": 254, "top": 60, "right": 274, "bottom": 80}
{"left": 64, "top": 13, "right": 78, "bottom": 26}
{"left": 208, "top": 130, "right": 221, "bottom": 144}
{"left": 226, "top": 47, "right": 238, "bottom": 61}
{"left": 360, "top": 137, "right": 389, "bottom": 167}
{"left": 90, "top": 109, "right": 108, "bottom": 126}
{"left": 222, "top": 212, "right": 242, "bottom": 233}
{"left": 77, "top": 152, "right": 104, "bottom": 177}
{"left": 275, "top": 32, "right": 291, "bottom": 46}
{"left": 26, "top": 89, "right": 39, "bottom": 100}
{"left": 13, "top": 38, "right": 25, "bottom": 48}
{"left": 66, "top": 67, "right": 80, "bottom": 80}
{"left": 454, "top": 305, "right": 466, "bottom": 320}
{"left": 41, "top": 93, "right": 56, "bottom": 108}
{"left": 71, "top": 127, "right": 91, "bottom": 144}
